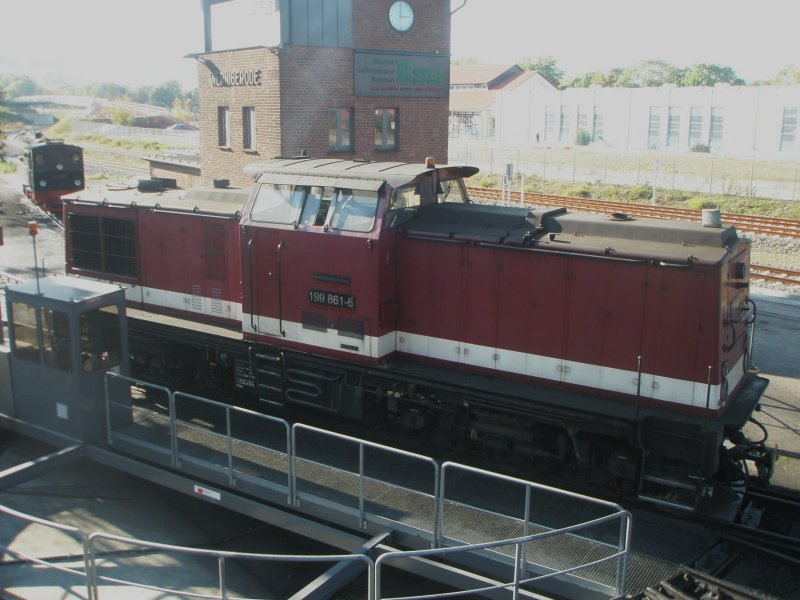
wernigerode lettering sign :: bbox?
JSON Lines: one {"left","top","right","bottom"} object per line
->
{"left": 210, "top": 69, "right": 262, "bottom": 87}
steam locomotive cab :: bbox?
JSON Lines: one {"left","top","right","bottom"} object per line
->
{"left": 22, "top": 140, "right": 85, "bottom": 213}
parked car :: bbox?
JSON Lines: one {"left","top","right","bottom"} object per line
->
{"left": 166, "top": 123, "right": 198, "bottom": 132}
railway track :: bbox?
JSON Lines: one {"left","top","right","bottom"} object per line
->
{"left": 84, "top": 156, "right": 150, "bottom": 176}
{"left": 468, "top": 187, "right": 800, "bottom": 239}
{"left": 750, "top": 265, "right": 800, "bottom": 286}
{"left": 723, "top": 485, "right": 800, "bottom": 566}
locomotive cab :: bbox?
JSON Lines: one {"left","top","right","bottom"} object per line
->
{"left": 239, "top": 159, "right": 478, "bottom": 369}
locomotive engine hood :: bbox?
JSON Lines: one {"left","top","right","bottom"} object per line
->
{"left": 399, "top": 203, "right": 742, "bottom": 266}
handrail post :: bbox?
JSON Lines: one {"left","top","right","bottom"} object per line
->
{"left": 286, "top": 421, "right": 294, "bottom": 506}
{"left": 432, "top": 462, "right": 441, "bottom": 549}
{"left": 619, "top": 512, "right": 632, "bottom": 597}
{"left": 84, "top": 536, "right": 97, "bottom": 600}
{"left": 219, "top": 555, "right": 227, "bottom": 599}
{"left": 358, "top": 442, "right": 366, "bottom": 529}
{"left": 169, "top": 391, "right": 179, "bottom": 469}
{"left": 104, "top": 373, "right": 113, "bottom": 446}
{"left": 226, "top": 406, "right": 235, "bottom": 487}
{"left": 522, "top": 486, "right": 531, "bottom": 579}
{"left": 290, "top": 425, "right": 298, "bottom": 507}
{"left": 513, "top": 543, "right": 522, "bottom": 600}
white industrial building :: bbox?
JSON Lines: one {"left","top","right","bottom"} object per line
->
{"left": 449, "top": 65, "right": 800, "bottom": 158}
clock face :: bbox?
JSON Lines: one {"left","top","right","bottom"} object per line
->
{"left": 389, "top": 1, "right": 414, "bottom": 32}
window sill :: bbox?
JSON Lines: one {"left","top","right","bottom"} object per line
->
{"left": 218, "top": 146, "right": 232, "bottom": 151}
{"left": 243, "top": 149, "right": 259, "bottom": 154}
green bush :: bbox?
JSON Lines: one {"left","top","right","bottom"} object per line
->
{"left": 564, "top": 184, "right": 591, "bottom": 198}
{"left": 0, "top": 160, "right": 17, "bottom": 174}
{"left": 687, "top": 196, "right": 717, "bottom": 210}
{"left": 690, "top": 143, "right": 710, "bottom": 153}
{"left": 624, "top": 184, "right": 652, "bottom": 201}
{"left": 477, "top": 176, "right": 496, "bottom": 188}
{"left": 575, "top": 129, "right": 592, "bottom": 146}
{"left": 48, "top": 119, "right": 72, "bottom": 137}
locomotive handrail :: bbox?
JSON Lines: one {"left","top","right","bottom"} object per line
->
{"left": 247, "top": 237, "right": 256, "bottom": 331}
{"left": 152, "top": 207, "right": 240, "bottom": 220}
{"left": 277, "top": 240, "right": 286, "bottom": 337}
{"left": 478, "top": 242, "right": 650, "bottom": 264}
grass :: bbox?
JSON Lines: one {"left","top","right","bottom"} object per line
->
{"left": 46, "top": 120, "right": 168, "bottom": 154}
{"left": 0, "top": 160, "right": 17, "bottom": 174}
{"left": 473, "top": 173, "right": 800, "bottom": 220}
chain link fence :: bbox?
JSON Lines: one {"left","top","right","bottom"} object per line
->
{"left": 449, "top": 140, "right": 800, "bottom": 202}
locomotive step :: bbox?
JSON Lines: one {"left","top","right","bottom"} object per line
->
{"left": 637, "top": 494, "right": 695, "bottom": 511}
{"left": 641, "top": 474, "right": 699, "bottom": 491}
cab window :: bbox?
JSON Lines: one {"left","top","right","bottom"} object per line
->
{"left": 328, "top": 189, "right": 378, "bottom": 233}
{"left": 250, "top": 184, "right": 307, "bottom": 224}
{"left": 80, "top": 305, "right": 121, "bottom": 373}
{"left": 42, "top": 308, "right": 72, "bottom": 372}
{"left": 10, "top": 301, "right": 40, "bottom": 363}
{"left": 387, "top": 173, "right": 469, "bottom": 228}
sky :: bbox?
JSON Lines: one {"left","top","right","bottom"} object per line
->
{"left": 0, "top": 0, "right": 795, "bottom": 91}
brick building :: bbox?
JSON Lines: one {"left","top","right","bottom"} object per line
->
{"left": 191, "top": 0, "right": 452, "bottom": 187}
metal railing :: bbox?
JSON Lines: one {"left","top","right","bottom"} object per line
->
{"left": 1, "top": 372, "right": 636, "bottom": 598}
{"left": 0, "top": 504, "right": 96, "bottom": 600}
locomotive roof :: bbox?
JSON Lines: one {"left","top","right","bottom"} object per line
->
{"left": 64, "top": 186, "right": 251, "bottom": 216}
{"left": 244, "top": 158, "right": 479, "bottom": 189}
{"left": 402, "top": 204, "right": 741, "bottom": 265}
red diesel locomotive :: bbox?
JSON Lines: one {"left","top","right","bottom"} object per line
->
{"left": 62, "top": 158, "right": 771, "bottom": 510}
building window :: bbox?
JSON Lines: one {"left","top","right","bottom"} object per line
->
{"left": 688, "top": 107, "right": 704, "bottom": 148}
{"left": 374, "top": 108, "right": 398, "bottom": 150}
{"left": 709, "top": 107, "right": 725, "bottom": 152}
{"left": 449, "top": 112, "right": 479, "bottom": 138}
{"left": 217, "top": 106, "right": 230, "bottom": 147}
{"left": 577, "top": 106, "right": 590, "bottom": 133}
{"left": 592, "top": 107, "right": 604, "bottom": 142}
{"left": 780, "top": 107, "right": 797, "bottom": 151}
{"left": 666, "top": 107, "right": 681, "bottom": 148}
{"left": 648, "top": 107, "right": 661, "bottom": 149}
{"left": 242, "top": 107, "right": 256, "bottom": 150}
{"left": 544, "top": 106, "right": 557, "bottom": 141}
{"left": 329, "top": 108, "right": 353, "bottom": 151}
{"left": 559, "top": 106, "right": 571, "bottom": 142}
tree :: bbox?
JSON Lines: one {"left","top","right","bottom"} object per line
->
{"left": 451, "top": 57, "right": 479, "bottom": 66}
{"left": 150, "top": 81, "right": 183, "bottom": 109}
{"left": 613, "top": 60, "right": 683, "bottom": 87}
{"left": 681, "top": 64, "right": 743, "bottom": 86}
{"left": 0, "top": 87, "right": 6, "bottom": 162}
{"left": 519, "top": 56, "right": 564, "bottom": 87}
{"left": 0, "top": 75, "right": 41, "bottom": 98}
{"left": 768, "top": 65, "right": 800, "bottom": 86}
{"left": 563, "top": 70, "right": 621, "bottom": 88}
{"left": 109, "top": 107, "right": 135, "bottom": 126}
{"left": 84, "top": 82, "right": 129, "bottom": 100}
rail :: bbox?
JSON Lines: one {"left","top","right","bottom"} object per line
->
{"left": 468, "top": 187, "right": 800, "bottom": 239}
